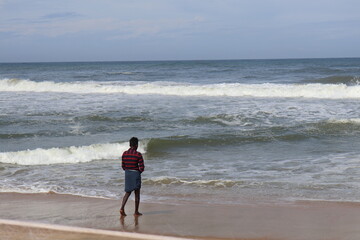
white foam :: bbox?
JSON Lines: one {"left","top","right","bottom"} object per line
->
{"left": 0, "top": 142, "right": 146, "bottom": 165}
{"left": 144, "top": 176, "right": 239, "bottom": 188}
{"left": 327, "top": 118, "right": 360, "bottom": 124}
{"left": 1, "top": 78, "right": 360, "bottom": 99}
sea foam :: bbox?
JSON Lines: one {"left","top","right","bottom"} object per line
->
{"left": 0, "top": 142, "right": 146, "bottom": 165}
{"left": 1, "top": 78, "right": 360, "bottom": 99}
{"left": 143, "top": 176, "right": 240, "bottom": 188}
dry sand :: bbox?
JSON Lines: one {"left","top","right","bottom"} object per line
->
{"left": 1, "top": 192, "right": 360, "bottom": 240}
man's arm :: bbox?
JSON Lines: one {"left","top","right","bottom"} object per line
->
{"left": 138, "top": 154, "right": 145, "bottom": 172}
{"left": 121, "top": 153, "right": 126, "bottom": 170}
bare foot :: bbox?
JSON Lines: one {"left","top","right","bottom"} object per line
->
{"left": 134, "top": 212, "right": 143, "bottom": 216}
{"left": 120, "top": 209, "right": 127, "bottom": 216}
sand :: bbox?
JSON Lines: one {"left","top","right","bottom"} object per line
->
{"left": 1, "top": 192, "right": 360, "bottom": 240}
{"left": 0, "top": 218, "right": 192, "bottom": 240}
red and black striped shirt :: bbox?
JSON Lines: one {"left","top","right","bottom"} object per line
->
{"left": 122, "top": 147, "right": 145, "bottom": 172}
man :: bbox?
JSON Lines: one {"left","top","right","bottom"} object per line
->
{"left": 120, "top": 137, "right": 145, "bottom": 216}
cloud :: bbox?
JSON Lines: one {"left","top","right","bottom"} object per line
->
{"left": 1, "top": 18, "right": 115, "bottom": 37}
{"left": 108, "top": 17, "right": 205, "bottom": 40}
{"left": 0, "top": 0, "right": 7, "bottom": 9}
{"left": 41, "top": 12, "right": 82, "bottom": 20}
{"left": 0, "top": 13, "right": 205, "bottom": 39}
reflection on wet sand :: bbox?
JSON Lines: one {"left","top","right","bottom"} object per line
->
{"left": 120, "top": 215, "right": 140, "bottom": 232}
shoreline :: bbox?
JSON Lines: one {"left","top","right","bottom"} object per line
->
{"left": 1, "top": 192, "right": 360, "bottom": 240}
{"left": 0, "top": 219, "right": 192, "bottom": 240}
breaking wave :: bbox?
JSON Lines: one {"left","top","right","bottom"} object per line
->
{"left": 0, "top": 142, "right": 146, "bottom": 165}
{"left": 2, "top": 118, "right": 360, "bottom": 166}
{"left": 146, "top": 119, "right": 360, "bottom": 151}
{"left": 304, "top": 76, "right": 360, "bottom": 85}
{"left": 2, "top": 78, "right": 360, "bottom": 99}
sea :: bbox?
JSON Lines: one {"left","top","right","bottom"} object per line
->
{"left": 1, "top": 58, "right": 360, "bottom": 205}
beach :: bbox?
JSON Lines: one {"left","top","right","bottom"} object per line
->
{"left": 2, "top": 0, "right": 360, "bottom": 235}
{"left": 1, "top": 192, "right": 360, "bottom": 240}
{"left": 2, "top": 59, "right": 360, "bottom": 239}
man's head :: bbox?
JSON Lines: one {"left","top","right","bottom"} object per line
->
{"left": 130, "top": 137, "right": 139, "bottom": 148}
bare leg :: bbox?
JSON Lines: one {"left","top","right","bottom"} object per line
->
{"left": 134, "top": 189, "right": 142, "bottom": 216}
{"left": 120, "top": 192, "right": 131, "bottom": 216}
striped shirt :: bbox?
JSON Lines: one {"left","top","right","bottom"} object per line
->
{"left": 122, "top": 147, "right": 145, "bottom": 172}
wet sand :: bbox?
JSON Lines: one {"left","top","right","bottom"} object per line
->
{"left": 0, "top": 218, "right": 190, "bottom": 240}
{"left": 1, "top": 192, "right": 360, "bottom": 240}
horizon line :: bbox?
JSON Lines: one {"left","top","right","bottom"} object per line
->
{"left": 1, "top": 56, "right": 360, "bottom": 64}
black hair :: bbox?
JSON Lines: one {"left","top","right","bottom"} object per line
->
{"left": 130, "top": 137, "right": 139, "bottom": 147}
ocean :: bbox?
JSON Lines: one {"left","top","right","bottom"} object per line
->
{"left": 1, "top": 58, "right": 360, "bottom": 205}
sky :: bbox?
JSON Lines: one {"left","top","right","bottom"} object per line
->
{"left": 1, "top": 0, "right": 360, "bottom": 62}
